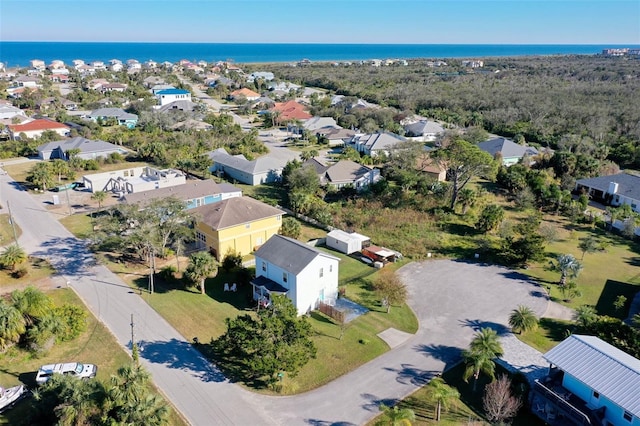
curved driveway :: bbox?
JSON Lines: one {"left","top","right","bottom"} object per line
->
{"left": 2, "top": 170, "right": 548, "bottom": 425}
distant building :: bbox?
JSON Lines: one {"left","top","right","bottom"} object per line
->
{"left": 155, "top": 89, "right": 192, "bottom": 106}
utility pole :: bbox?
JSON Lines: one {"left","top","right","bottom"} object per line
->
{"left": 130, "top": 313, "right": 139, "bottom": 366}
{"left": 6, "top": 200, "right": 19, "bottom": 247}
{"left": 65, "top": 187, "right": 72, "bottom": 216}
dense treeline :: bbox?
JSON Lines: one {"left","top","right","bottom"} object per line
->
{"left": 264, "top": 56, "right": 640, "bottom": 168}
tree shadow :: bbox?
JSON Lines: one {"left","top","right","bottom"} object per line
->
{"left": 413, "top": 344, "right": 463, "bottom": 370}
{"left": 305, "top": 420, "right": 356, "bottom": 426}
{"left": 136, "top": 338, "right": 225, "bottom": 383}
{"left": 458, "top": 319, "right": 510, "bottom": 336}
{"left": 595, "top": 279, "right": 638, "bottom": 318}
{"left": 360, "top": 392, "right": 400, "bottom": 412}
{"left": 382, "top": 363, "right": 440, "bottom": 386}
{"left": 32, "top": 236, "right": 96, "bottom": 277}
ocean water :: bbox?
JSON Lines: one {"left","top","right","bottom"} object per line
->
{"left": 0, "top": 42, "right": 637, "bottom": 67}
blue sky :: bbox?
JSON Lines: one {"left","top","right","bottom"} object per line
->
{"left": 1, "top": 0, "right": 639, "bottom": 44}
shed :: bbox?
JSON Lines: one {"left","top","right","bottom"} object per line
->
{"left": 326, "top": 230, "right": 370, "bottom": 254}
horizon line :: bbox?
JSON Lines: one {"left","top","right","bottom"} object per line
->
{"left": 2, "top": 40, "right": 639, "bottom": 46}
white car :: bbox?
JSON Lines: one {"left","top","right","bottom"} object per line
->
{"left": 0, "top": 384, "right": 28, "bottom": 413}
{"left": 35, "top": 362, "right": 97, "bottom": 385}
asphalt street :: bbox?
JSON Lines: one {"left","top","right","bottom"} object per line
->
{"left": 1, "top": 169, "right": 549, "bottom": 425}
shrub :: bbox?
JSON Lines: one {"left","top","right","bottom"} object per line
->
{"left": 12, "top": 267, "right": 28, "bottom": 278}
{"left": 53, "top": 304, "right": 87, "bottom": 342}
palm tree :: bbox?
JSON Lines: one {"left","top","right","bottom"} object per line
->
{"left": 376, "top": 403, "right": 415, "bottom": 426}
{"left": 26, "top": 161, "right": 54, "bottom": 190}
{"left": 508, "top": 305, "right": 538, "bottom": 334}
{"left": 50, "top": 159, "right": 69, "bottom": 182}
{"left": 104, "top": 365, "right": 168, "bottom": 426}
{"left": 457, "top": 188, "right": 477, "bottom": 214}
{"left": 0, "top": 244, "right": 27, "bottom": 271}
{"left": 428, "top": 377, "right": 460, "bottom": 422}
{"left": 574, "top": 305, "right": 598, "bottom": 328}
{"left": 551, "top": 254, "right": 583, "bottom": 286}
{"left": 463, "top": 328, "right": 503, "bottom": 392}
{"left": 0, "top": 299, "right": 26, "bottom": 350}
{"left": 185, "top": 251, "right": 218, "bottom": 295}
{"left": 91, "top": 190, "right": 107, "bottom": 213}
{"left": 11, "top": 286, "right": 52, "bottom": 326}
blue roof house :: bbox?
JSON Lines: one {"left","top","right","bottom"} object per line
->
{"left": 155, "top": 89, "right": 192, "bottom": 107}
{"left": 530, "top": 335, "right": 640, "bottom": 426}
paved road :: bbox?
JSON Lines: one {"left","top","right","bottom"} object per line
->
{"left": 2, "top": 168, "right": 549, "bottom": 425}
{"left": 0, "top": 173, "right": 276, "bottom": 426}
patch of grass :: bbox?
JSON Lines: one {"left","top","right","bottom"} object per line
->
{"left": 0, "top": 213, "right": 22, "bottom": 246}
{"left": 0, "top": 288, "right": 187, "bottom": 426}
{"left": 521, "top": 222, "right": 640, "bottom": 312}
{"left": 298, "top": 221, "right": 329, "bottom": 242}
{"left": 517, "top": 318, "right": 574, "bottom": 353}
{"left": 0, "top": 257, "right": 56, "bottom": 287}
{"left": 59, "top": 213, "right": 93, "bottom": 239}
{"left": 2, "top": 161, "right": 34, "bottom": 185}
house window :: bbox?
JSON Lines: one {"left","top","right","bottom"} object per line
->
{"left": 123, "top": 170, "right": 129, "bottom": 177}
{"left": 282, "top": 272, "right": 288, "bottom": 283}
{"left": 593, "top": 391, "right": 599, "bottom": 399}
{"left": 245, "top": 223, "right": 250, "bottom": 229}
{"left": 261, "top": 262, "right": 266, "bottom": 272}
{"left": 277, "top": 215, "right": 281, "bottom": 221}
{"left": 623, "top": 411, "right": 632, "bottom": 422}
{"left": 319, "top": 268, "right": 323, "bottom": 278}
{"left": 330, "top": 265, "right": 333, "bottom": 273}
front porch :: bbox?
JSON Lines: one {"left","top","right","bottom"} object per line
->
{"left": 529, "top": 374, "right": 605, "bottom": 426}
{"left": 250, "top": 275, "right": 288, "bottom": 308}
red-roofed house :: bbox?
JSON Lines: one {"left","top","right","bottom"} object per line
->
{"left": 270, "top": 100, "right": 312, "bottom": 125}
{"left": 8, "top": 119, "right": 70, "bottom": 140}
{"left": 230, "top": 88, "right": 261, "bottom": 101}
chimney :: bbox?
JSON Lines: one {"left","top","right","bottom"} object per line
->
{"left": 608, "top": 182, "right": 619, "bottom": 195}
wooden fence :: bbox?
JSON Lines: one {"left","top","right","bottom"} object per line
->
{"left": 318, "top": 302, "right": 345, "bottom": 323}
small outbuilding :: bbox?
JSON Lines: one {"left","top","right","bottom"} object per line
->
{"left": 326, "top": 230, "right": 370, "bottom": 255}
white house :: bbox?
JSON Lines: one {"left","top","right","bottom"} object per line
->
{"left": 575, "top": 172, "right": 640, "bottom": 214}
{"left": 403, "top": 120, "right": 444, "bottom": 142}
{"left": 155, "top": 89, "right": 192, "bottom": 106}
{"left": 326, "top": 230, "right": 370, "bottom": 254}
{"left": 252, "top": 235, "right": 340, "bottom": 316}
{"left": 531, "top": 335, "right": 640, "bottom": 426}
{"left": 83, "top": 166, "right": 185, "bottom": 194}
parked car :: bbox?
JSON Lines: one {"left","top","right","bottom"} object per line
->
{"left": 35, "top": 362, "right": 97, "bottom": 385}
{"left": 0, "top": 384, "right": 28, "bottom": 413}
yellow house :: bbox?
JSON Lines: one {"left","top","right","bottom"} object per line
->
{"left": 192, "top": 197, "right": 284, "bottom": 260}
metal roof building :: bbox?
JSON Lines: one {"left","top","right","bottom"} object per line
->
{"left": 544, "top": 335, "right": 640, "bottom": 419}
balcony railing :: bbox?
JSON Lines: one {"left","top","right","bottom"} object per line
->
{"left": 531, "top": 380, "right": 595, "bottom": 426}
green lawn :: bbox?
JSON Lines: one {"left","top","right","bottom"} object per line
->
{"left": 58, "top": 212, "right": 93, "bottom": 239}
{"left": 0, "top": 213, "right": 22, "bottom": 246}
{"left": 519, "top": 220, "right": 640, "bottom": 318}
{"left": 0, "top": 288, "right": 187, "bottom": 426}
{"left": 0, "top": 257, "right": 56, "bottom": 287}
{"left": 517, "top": 318, "right": 574, "bottom": 353}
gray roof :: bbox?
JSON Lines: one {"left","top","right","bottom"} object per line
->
{"left": 325, "top": 160, "right": 374, "bottom": 184}
{"left": 576, "top": 172, "right": 640, "bottom": 202}
{"left": 37, "top": 137, "right": 124, "bottom": 154}
{"left": 158, "top": 100, "right": 198, "bottom": 113}
{"left": 192, "top": 196, "right": 283, "bottom": 230}
{"left": 357, "top": 131, "right": 407, "bottom": 151}
{"left": 404, "top": 120, "right": 444, "bottom": 137}
{"left": 302, "top": 158, "right": 329, "bottom": 175}
{"left": 208, "top": 148, "right": 286, "bottom": 175}
{"left": 88, "top": 108, "right": 138, "bottom": 121}
{"left": 122, "top": 179, "right": 240, "bottom": 207}
{"left": 303, "top": 117, "right": 338, "bottom": 132}
{"left": 544, "top": 335, "right": 640, "bottom": 418}
{"left": 255, "top": 235, "right": 339, "bottom": 275}
{"left": 477, "top": 137, "right": 538, "bottom": 159}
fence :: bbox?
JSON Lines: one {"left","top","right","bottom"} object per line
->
{"left": 318, "top": 301, "right": 345, "bottom": 323}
